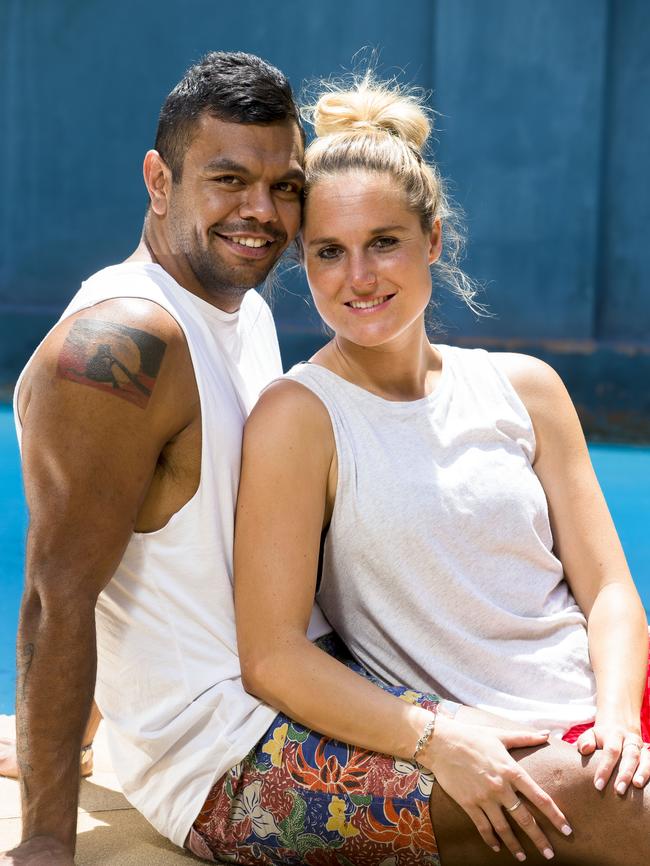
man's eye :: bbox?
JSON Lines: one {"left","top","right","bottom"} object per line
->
{"left": 317, "top": 246, "right": 342, "bottom": 260}
{"left": 274, "top": 181, "right": 301, "bottom": 195}
{"left": 215, "top": 175, "right": 242, "bottom": 185}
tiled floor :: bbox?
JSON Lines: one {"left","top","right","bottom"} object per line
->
{"left": 0, "top": 716, "right": 194, "bottom": 864}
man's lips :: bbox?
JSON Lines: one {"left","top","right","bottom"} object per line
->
{"left": 212, "top": 230, "right": 284, "bottom": 261}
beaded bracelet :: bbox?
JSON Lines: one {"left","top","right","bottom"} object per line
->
{"left": 413, "top": 710, "right": 437, "bottom": 764}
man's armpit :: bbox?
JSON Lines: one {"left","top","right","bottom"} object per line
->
{"left": 56, "top": 319, "right": 167, "bottom": 409}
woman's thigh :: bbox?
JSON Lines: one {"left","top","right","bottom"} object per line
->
{"left": 430, "top": 736, "right": 649, "bottom": 866}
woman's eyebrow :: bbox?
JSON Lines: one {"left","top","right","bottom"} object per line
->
{"left": 307, "top": 225, "right": 408, "bottom": 248}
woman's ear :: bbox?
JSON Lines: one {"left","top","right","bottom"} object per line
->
{"left": 428, "top": 218, "right": 443, "bottom": 265}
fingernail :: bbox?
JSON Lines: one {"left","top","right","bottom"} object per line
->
{"left": 492, "top": 845, "right": 500, "bottom": 852}
{"left": 616, "top": 781, "right": 627, "bottom": 795}
{"left": 633, "top": 774, "right": 644, "bottom": 786}
{"left": 516, "top": 853, "right": 526, "bottom": 862}
{"left": 561, "top": 824, "right": 573, "bottom": 836}
{"left": 543, "top": 848, "right": 554, "bottom": 860}
{"left": 595, "top": 778, "right": 605, "bottom": 791}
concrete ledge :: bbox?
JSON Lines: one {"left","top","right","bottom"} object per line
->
{"left": 0, "top": 716, "right": 195, "bottom": 864}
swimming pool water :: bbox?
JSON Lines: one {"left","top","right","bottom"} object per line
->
{"left": 1, "top": 405, "right": 649, "bottom": 714}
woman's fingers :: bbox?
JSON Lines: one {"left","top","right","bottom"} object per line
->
{"left": 507, "top": 799, "right": 556, "bottom": 861}
{"left": 613, "top": 737, "right": 644, "bottom": 794}
{"left": 0, "top": 737, "right": 19, "bottom": 780}
{"left": 465, "top": 806, "right": 501, "bottom": 852}
{"left": 593, "top": 732, "right": 624, "bottom": 791}
{"left": 499, "top": 729, "right": 550, "bottom": 750}
{"left": 482, "top": 801, "right": 528, "bottom": 861}
{"left": 576, "top": 727, "right": 597, "bottom": 755}
{"left": 512, "top": 767, "right": 573, "bottom": 837}
{"left": 632, "top": 745, "right": 650, "bottom": 788}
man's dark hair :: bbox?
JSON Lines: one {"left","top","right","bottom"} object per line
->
{"left": 154, "top": 51, "right": 303, "bottom": 181}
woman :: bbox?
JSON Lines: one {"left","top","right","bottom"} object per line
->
{"left": 234, "top": 75, "right": 650, "bottom": 864}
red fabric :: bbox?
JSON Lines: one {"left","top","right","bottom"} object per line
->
{"left": 563, "top": 651, "right": 650, "bottom": 744}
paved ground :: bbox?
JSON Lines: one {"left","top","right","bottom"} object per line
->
{"left": 0, "top": 716, "right": 195, "bottom": 864}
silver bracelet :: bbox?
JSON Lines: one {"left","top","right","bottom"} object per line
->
{"left": 413, "top": 710, "right": 437, "bottom": 764}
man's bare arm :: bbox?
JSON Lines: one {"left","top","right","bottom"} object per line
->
{"left": 6, "top": 299, "right": 196, "bottom": 862}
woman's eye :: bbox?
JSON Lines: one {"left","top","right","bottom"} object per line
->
{"left": 373, "top": 236, "right": 398, "bottom": 249}
{"left": 317, "top": 246, "right": 342, "bottom": 260}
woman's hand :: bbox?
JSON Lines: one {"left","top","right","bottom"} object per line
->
{"left": 0, "top": 738, "right": 19, "bottom": 779}
{"left": 576, "top": 721, "right": 650, "bottom": 793}
{"left": 423, "top": 715, "right": 572, "bottom": 861}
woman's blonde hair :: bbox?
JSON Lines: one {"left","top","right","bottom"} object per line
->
{"left": 302, "top": 73, "right": 483, "bottom": 315}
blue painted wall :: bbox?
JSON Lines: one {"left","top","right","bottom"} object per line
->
{"left": 1, "top": 0, "right": 648, "bottom": 436}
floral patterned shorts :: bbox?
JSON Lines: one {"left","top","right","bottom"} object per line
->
{"left": 187, "top": 634, "right": 441, "bottom": 865}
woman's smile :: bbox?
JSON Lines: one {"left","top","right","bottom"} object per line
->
{"left": 302, "top": 169, "right": 441, "bottom": 349}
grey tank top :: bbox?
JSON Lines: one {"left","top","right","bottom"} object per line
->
{"left": 285, "top": 345, "right": 597, "bottom": 733}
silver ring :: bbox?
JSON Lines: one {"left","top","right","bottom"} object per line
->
{"left": 505, "top": 798, "right": 523, "bottom": 813}
{"left": 623, "top": 738, "right": 643, "bottom": 751}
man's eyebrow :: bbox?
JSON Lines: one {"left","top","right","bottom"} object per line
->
{"left": 280, "top": 167, "right": 306, "bottom": 185}
{"left": 203, "top": 158, "right": 251, "bottom": 174}
{"left": 307, "top": 225, "right": 408, "bottom": 247}
{"left": 202, "top": 159, "right": 305, "bottom": 185}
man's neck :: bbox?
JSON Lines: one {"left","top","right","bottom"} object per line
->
{"left": 125, "top": 232, "right": 244, "bottom": 313}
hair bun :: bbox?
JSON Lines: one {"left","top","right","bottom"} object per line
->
{"left": 311, "top": 77, "right": 431, "bottom": 153}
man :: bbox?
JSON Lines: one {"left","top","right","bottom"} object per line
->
{"left": 2, "top": 51, "right": 306, "bottom": 864}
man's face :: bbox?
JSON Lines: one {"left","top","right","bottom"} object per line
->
{"left": 164, "top": 114, "right": 304, "bottom": 309}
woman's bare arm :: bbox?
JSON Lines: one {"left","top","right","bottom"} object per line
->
{"left": 234, "top": 378, "right": 570, "bottom": 860}
{"left": 494, "top": 352, "right": 650, "bottom": 793}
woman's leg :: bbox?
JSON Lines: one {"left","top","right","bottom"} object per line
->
{"left": 430, "top": 733, "right": 649, "bottom": 865}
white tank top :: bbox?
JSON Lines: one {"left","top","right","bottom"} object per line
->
{"left": 13, "top": 262, "right": 329, "bottom": 846}
{"left": 286, "top": 345, "right": 597, "bottom": 733}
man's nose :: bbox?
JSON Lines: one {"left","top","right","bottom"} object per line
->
{"left": 239, "top": 186, "right": 279, "bottom": 224}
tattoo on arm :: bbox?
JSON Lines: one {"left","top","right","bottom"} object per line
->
{"left": 57, "top": 319, "right": 167, "bottom": 408}
{"left": 18, "top": 642, "right": 35, "bottom": 700}
{"left": 16, "top": 642, "right": 35, "bottom": 777}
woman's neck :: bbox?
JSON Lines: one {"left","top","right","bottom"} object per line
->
{"left": 313, "top": 326, "right": 443, "bottom": 402}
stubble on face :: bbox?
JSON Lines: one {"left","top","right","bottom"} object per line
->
{"left": 168, "top": 206, "right": 285, "bottom": 305}
{"left": 160, "top": 116, "right": 304, "bottom": 309}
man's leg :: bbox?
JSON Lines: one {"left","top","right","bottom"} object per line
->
{"left": 430, "top": 720, "right": 650, "bottom": 865}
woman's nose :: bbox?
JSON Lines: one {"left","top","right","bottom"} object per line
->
{"left": 348, "top": 254, "right": 377, "bottom": 292}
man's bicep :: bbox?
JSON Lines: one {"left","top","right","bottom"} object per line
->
{"left": 21, "top": 323, "right": 177, "bottom": 602}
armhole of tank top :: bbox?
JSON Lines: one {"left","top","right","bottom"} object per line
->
{"left": 482, "top": 349, "right": 538, "bottom": 462}
{"left": 278, "top": 370, "right": 345, "bottom": 535}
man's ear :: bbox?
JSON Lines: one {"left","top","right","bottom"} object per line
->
{"left": 143, "top": 150, "right": 172, "bottom": 216}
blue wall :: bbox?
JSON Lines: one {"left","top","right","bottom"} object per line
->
{"left": 1, "top": 0, "right": 649, "bottom": 436}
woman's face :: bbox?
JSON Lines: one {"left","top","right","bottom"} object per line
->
{"left": 302, "top": 170, "right": 441, "bottom": 350}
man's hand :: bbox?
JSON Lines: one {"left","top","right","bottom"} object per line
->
{"left": 0, "top": 837, "right": 74, "bottom": 865}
